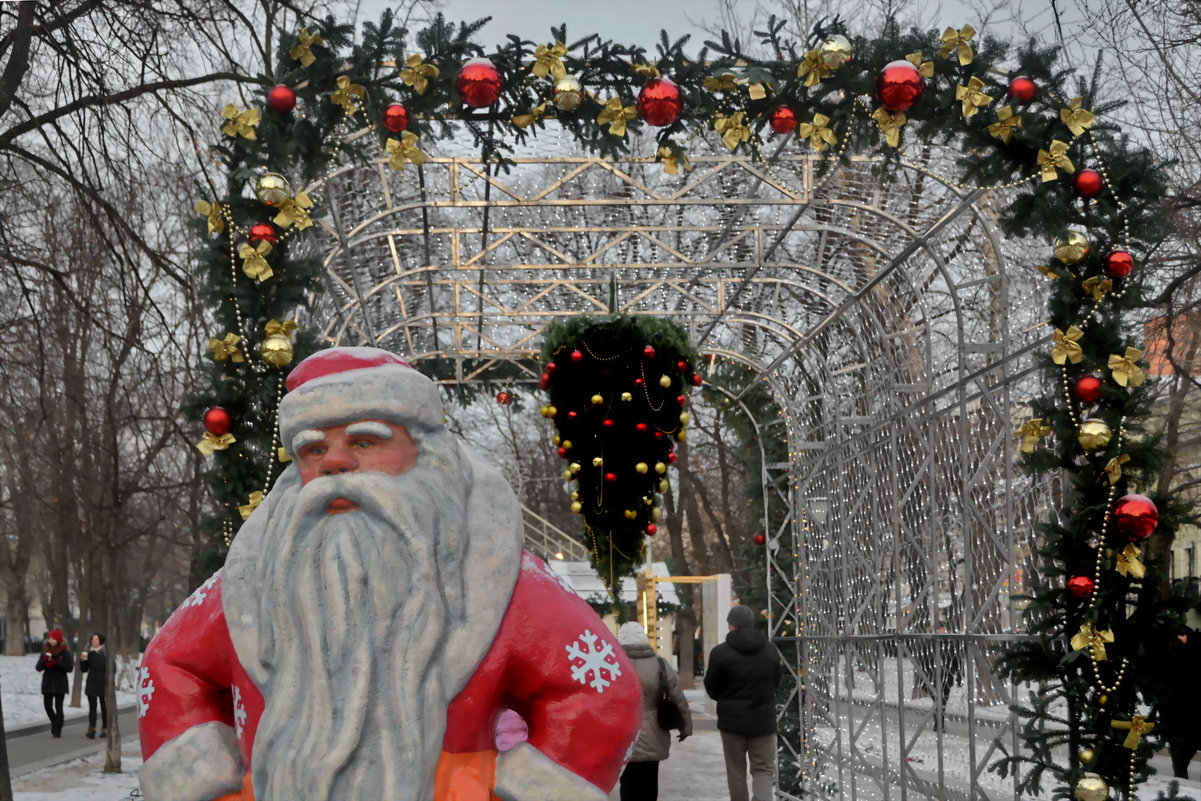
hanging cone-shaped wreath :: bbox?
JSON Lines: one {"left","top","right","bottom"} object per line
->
{"left": 540, "top": 314, "right": 702, "bottom": 590}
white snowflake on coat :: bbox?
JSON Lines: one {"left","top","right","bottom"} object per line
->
{"left": 232, "top": 685, "right": 247, "bottom": 740}
{"left": 182, "top": 571, "right": 220, "bottom": 610}
{"left": 137, "top": 666, "right": 156, "bottom": 718}
{"left": 565, "top": 629, "right": 622, "bottom": 693}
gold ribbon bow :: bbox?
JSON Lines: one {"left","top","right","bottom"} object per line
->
{"left": 196, "top": 432, "right": 236, "bottom": 456}
{"left": 1015, "top": 418, "right": 1052, "bottom": 453}
{"left": 1051, "top": 325, "right": 1085, "bottom": 365}
{"left": 798, "top": 113, "right": 838, "bottom": 152}
{"left": 1113, "top": 544, "right": 1146, "bottom": 579}
{"left": 273, "top": 192, "right": 314, "bottom": 230}
{"left": 956, "top": 76, "right": 992, "bottom": 118}
{"left": 238, "top": 240, "right": 273, "bottom": 281}
{"left": 331, "top": 75, "right": 366, "bottom": 116}
{"left": 1071, "top": 624, "right": 1115, "bottom": 661}
{"left": 1037, "top": 265, "right": 1065, "bottom": 280}
{"left": 657, "top": 145, "right": 691, "bottom": 175}
{"left": 278, "top": 447, "right": 292, "bottom": 463}
{"left": 1105, "top": 454, "right": 1131, "bottom": 483}
{"left": 400, "top": 54, "right": 440, "bottom": 95}
{"left": 208, "top": 333, "right": 245, "bottom": 363}
{"left": 264, "top": 319, "right": 298, "bottom": 338}
{"left": 1082, "top": 276, "right": 1113, "bottom": 303}
{"left": 987, "top": 106, "right": 1022, "bottom": 144}
{"left": 532, "top": 42, "right": 567, "bottom": 80}
{"left": 220, "top": 104, "right": 259, "bottom": 140}
{"left": 871, "top": 107, "right": 906, "bottom": 148}
{"left": 748, "top": 82, "right": 767, "bottom": 100}
{"left": 631, "top": 63, "right": 661, "bottom": 78}
{"left": 511, "top": 102, "right": 548, "bottom": 129}
{"left": 239, "top": 490, "right": 265, "bottom": 521}
{"left": 714, "top": 112, "right": 751, "bottom": 151}
{"left": 194, "top": 200, "right": 225, "bottom": 235}
{"left": 1037, "top": 139, "right": 1076, "bottom": 182}
{"left": 1111, "top": 715, "right": 1155, "bottom": 750}
{"left": 1108, "top": 347, "right": 1145, "bottom": 388}
{"left": 904, "top": 52, "right": 935, "bottom": 78}
{"left": 289, "top": 28, "right": 323, "bottom": 67}
{"left": 385, "top": 133, "right": 430, "bottom": 169}
{"left": 597, "top": 97, "right": 637, "bottom": 137}
{"left": 796, "top": 49, "right": 833, "bottom": 87}
{"left": 703, "top": 73, "right": 743, "bottom": 94}
{"left": 939, "top": 24, "right": 976, "bottom": 65}
{"left": 1061, "top": 97, "right": 1096, "bottom": 137}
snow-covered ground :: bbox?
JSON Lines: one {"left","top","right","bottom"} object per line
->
{"left": 10, "top": 745, "right": 143, "bottom": 801}
{"left": 1, "top": 654, "right": 140, "bottom": 729}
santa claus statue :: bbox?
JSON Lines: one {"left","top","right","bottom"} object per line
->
{"left": 139, "top": 347, "right": 643, "bottom": 801}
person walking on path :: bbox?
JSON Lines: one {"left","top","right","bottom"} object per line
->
{"left": 80, "top": 632, "right": 108, "bottom": 739}
{"left": 704, "top": 605, "right": 782, "bottom": 801}
{"left": 617, "top": 621, "right": 693, "bottom": 801}
{"left": 35, "top": 629, "right": 74, "bottom": 738}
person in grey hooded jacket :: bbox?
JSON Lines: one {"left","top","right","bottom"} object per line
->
{"left": 704, "top": 605, "right": 782, "bottom": 801}
{"left": 617, "top": 621, "right": 692, "bottom": 801}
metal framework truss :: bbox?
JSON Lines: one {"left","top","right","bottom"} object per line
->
{"left": 309, "top": 130, "right": 1053, "bottom": 800}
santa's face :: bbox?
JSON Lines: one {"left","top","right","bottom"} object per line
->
{"left": 293, "top": 419, "right": 418, "bottom": 511}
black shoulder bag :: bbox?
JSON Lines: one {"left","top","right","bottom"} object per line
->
{"left": 655, "top": 656, "right": 685, "bottom": 731}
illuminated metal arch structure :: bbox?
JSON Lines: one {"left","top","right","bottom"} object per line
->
{"left": 309, "top": 129, "right": 1050, "bottom": 800}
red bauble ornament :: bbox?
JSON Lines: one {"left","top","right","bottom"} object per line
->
{"left": 1103, "top": 249, "right": 1134, "bottom": 278}
{"left": 677, "top": 360, "right": 688, "bottom": 372}
{"left": 752, "top": 533, "right": 766, "bottom": 546}
{"left": 602, "top": 418, "right": 614, "bottom": 428}
{"left": 876, "top": 60, "right": 924, "bottom": 112}
{"left": 645, "top": 523, "right": 658, "bottom": 536}
{"left": 546, "top": 361, "right": 557, "bottom": 373}
{"left": 1007, "top": 76, "right": 1037, "bottom": 104}
{"left": 636, "top": 77, "right": 683, "bottom": 127}
{"left": 676, "top": 395, "right": 687, "bottom": 406}
{"left": 248, "top": 222, "right": 278, "bottom": 246}
{"left": 382, "top": 103, "right": 410, "bottom": 133}
{"left": 203, "top": 407, "right": 232, "bottom": 436}
{"left": 1073, "top": 169, "right": 1104, "bottom": 198}
{"left": 496, "top": 390, "right": 512, "bottom": 405}
{"left": 1114, "top": 494, "right": 1159, "bottom": 541}
{"left": 570, "top": 349, "right": 584, "bottom": 362}
{"left": 644, "top": 345, "right": 656, "bottom": 358}
{"left": 266, "top": 84, "right": 297, "bottom": 113}
{"left": 1066, "top": 575, "right": 1095, "bottom": 598}
{"left": 1072, "top": 375, "right": 1104, "bottom": 404}
{"left": 605, "top": 472, "right": 618, "bottom": 483}
{"left": 457, "top": 58, "right": 503, "bottom": 108}
{"left": 567, "top": 411, "right": 578, "bottom": 420}
{"left": 654, "top": 431, "right": 665, "bottom": 440}
{"left": 635, "top": 423, "right": 649, "bottom": 432}
{"left": 668, "top": 452, "right": 677, "bottom": 463}
{"left": 769, "top": 106, "right": 799, "bottom": 135}
{"left": 557, "top": 446, "right": 568, "bottom": 458}
{"left": 634, "top": 378, "right": 644, "bottom": 386}
{"left": 691, "top": 373, "right": 704, "bottom": 386}
{"left": 539, "top": 373, "right": 550, "bottom": 390}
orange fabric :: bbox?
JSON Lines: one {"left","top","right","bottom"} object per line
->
{"left": 433, "top": 749, "right": 500, "bottom": 801}
{"left": 212, "top": 773, "right": 254, "bottom": 801}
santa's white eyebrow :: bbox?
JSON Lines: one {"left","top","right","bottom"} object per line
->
{"left": 346, "top": 421, "right": 393, "bottom": 439}
{"left": 292, "top": 429, "right": 325, "bottom": 452}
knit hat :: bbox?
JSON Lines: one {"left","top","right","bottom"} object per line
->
{"left": 727, "top": 605, "right": 757, "bottom": 629}
{"left": 278, "top": 347, "right": 445, "bottom": 459}
{"left": 618, "top": 622, "right": 650, "bottom": 646}
{"left": 46, "top": 629, "right": 65, "bottom": 643}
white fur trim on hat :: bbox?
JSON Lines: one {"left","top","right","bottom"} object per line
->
{"left": 278, "top": 363, "right": 444, "bottom": 459}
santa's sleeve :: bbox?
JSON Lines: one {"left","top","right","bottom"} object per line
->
{"left": 138, "top": 570, "right": 244, "bottom": 801}
{"left": 492, "top": 554, "right": 642, "bottom": 801}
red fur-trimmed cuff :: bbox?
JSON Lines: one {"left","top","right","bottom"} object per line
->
{"left": 494, "top": 743, "right": 608, "bottom": 801}
{"left": 139, "top": 722, "right": 243, "bottom": 801}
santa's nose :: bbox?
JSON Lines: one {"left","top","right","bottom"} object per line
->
{"left": 321, "top": 446, "right": 358, "bottom": 475}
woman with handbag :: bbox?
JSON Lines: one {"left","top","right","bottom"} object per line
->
{"left": 617, "top": 621, "right": 693, "bottom": 801}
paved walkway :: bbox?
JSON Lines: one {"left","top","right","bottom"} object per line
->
{"left": 5, "top": 705, "right": 138, "bottom": 778}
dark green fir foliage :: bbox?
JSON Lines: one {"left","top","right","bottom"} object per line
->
{"left": 539, "top": 314, "right": 699, "bottom": 592}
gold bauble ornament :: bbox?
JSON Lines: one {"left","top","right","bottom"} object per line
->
{"left": 1077, "top": 418, "right": 1113, "bottom": 451}
{"left": 552, "top": 434, "right": 561, "bottom": 445}
{"left": 571, "top": 501, "right": 583, "bottom": 513}
{"left": 621, "top": 392, "right": 633, "bottom": 402}
{"left": 569, "top": 462, "right": 581, "bottom": 474}
{"left": 643, "top": 496, "right": 653, "bottom": 506}
{"left": 659, "top": 374, "right": 671, "bottom": 388}
{"left": 1077, "top": 748, "right": 1095, "bottom": 765}
{"left": 553, "top": 75, "right": 583, "bottom": 111}
{"left": 563, "top": 469, "right": 573, "bottom": 480}
{"left": 1054, "top": 230, "right": 1090, "bottom": 264}
{"left": 592, "top": 457, "right": 604, "bottom": 467}
{"left": 546, "top": 405, "right": 558, "bottom": 418}
{"left": 677, "top": 429, "right": 687, "bottom": 442}
{"left": 624, "top": 509, "right": 637, "bottom": 519}
{"left": 658, "top": 480, "right": 669, "bottom": 493}
{"left": 819, "top": 34, "right": 853, "bottom": 69}
{"left": 562, "top": 439, "right": 572, "bottom": 449}
{"left": 591, "top": 394, "right": 604, "bottom": 405}
{"left": 635, "top": 462, "right": 649, "bottom": 474}
{"left": 259, "top": 334, "right": 294, "bottom": 368}
{"left": 651, "top": 507, "right": 661, "bottom": 521}
{"left": 679, "top": 411, "right": 691, "bottom": 425}
{"left": 254, "top": 172, "right": 292, "bottom": 206}
{"left": 1073, "top": 773, "right": 1109, "bottom": 801}
{"left": 655, "top": 462, "right": 667, "bottom": 474}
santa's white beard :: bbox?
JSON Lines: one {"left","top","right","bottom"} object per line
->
{"left": 249, "top": 462, "right": 469, "bottom": 801}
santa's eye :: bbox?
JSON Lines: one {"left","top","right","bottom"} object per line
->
{"left": 352, "top": 439, "right": 374, "bottom": 448}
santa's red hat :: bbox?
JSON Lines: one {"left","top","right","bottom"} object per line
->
{"left": 278, "top": 347, "right": 444, "bottom": 458}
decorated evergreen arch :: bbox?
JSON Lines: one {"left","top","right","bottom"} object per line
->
{"left": 190, "top": 11, "right": 1190, "bottom": 799}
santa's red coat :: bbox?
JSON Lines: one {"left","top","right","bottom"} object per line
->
{"left": 139, "top": 551, "right": 642, "bottom": 798}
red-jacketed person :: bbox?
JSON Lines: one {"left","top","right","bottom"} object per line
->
{"left": 138, "top": 347, "right": 642, "bottom": 801}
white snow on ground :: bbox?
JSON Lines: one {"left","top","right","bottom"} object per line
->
{"left": 11, "top": 742, "right": 143, "bottom": 801}
{"left": 1, "top": 654, "right": 140, "bottom": 729}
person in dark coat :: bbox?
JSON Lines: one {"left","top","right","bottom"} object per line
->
{"left": 617, "top": 621, "right": 693, "bottom": 801}
{"left": 704, "top": 605, "right": 782, "bottom": 801}
{"left": 80, "top": 632, "right": 108, "bottom": 739}
{"left": 35, "top": 629, "right": 73, "bottom": 738}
